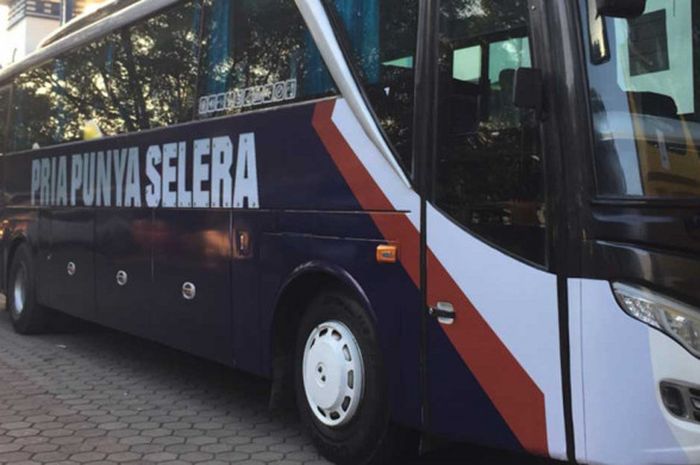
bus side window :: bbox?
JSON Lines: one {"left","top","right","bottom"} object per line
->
{"left": 70, "top": 35, "right": 143, "bottom": 136}
{"left": 52, "top": 48, "right": 119, "bottom": 142}
{"left": 120, "top": 1, "right": 201, "bottom": 129}
{"left": 7, "top": 1, "right": 201, "bottom": 154}
{"left": 56, "top": 1, "right": 201, "bottom": 138}
{"left": 11, "top": 66, "right": 58, "bottom": 152}
{"left": 434, "top": 0, "right": 546, "bottom": 266}
{"left": 327, "top": 0, "right": 419, "bottom": 176}
{"left": 10, "top": 41, "right": 130, "bottom": 151}
{"left": 197, "top": 0, "right": 338, "bottom": 118}
{"left": 0, "top": 87, "right": 9, "bottom": 155}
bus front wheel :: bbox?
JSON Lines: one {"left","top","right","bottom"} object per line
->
{"left": 294, "top": 290, "right": 411, "bottom": 465}
{"left": 8, "top": 244, "right": 49, "bottom": 334}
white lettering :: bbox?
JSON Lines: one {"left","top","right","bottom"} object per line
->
{"left": 162, "top": 143, "right": 177, "bottom": 208}
{"left": 145, "top": 145, "right": 162, "bottom": 208}
{"left": 56, "top": 156, "right": 68, "bottom": 206}
{"left": 40, "top": 159, "right": 50, "bottom": 206}
{"left": 27, "top": 131, "right": 261, "bottom": 210}
{"left": 31, "top": 160, "right": 41, "bottom": 206}
{"left": 211, "top": 136, "right": 233, "bottom": 208}
{"left": 70, "top": 154, "right": 83, "bottom": 206}
{"left": 113, "top": 149, "right": 128, "bottom": 207}
{"left": 82, "top": 153, "right": 96, "bottom": 207}
{"left": 96, "top": 151, "right": 112, "bottom": 207}
{"left": 233, "top": 133, "right": 259, "bottom": 209}
{"left": 124, "top": 148, "right": 141, "bottom": 207}
{"left": 50, "top": 158, "right": 57, "bottom": 206}
{"left": 193, "top": 139, "right": 210, "bottom": 208}
{"left": 177, "top": 142, "right": 192, "bottom": 208}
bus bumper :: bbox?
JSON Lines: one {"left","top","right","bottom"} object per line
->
{"left": 571, "top": 279, "right": 700, "bottom": 465}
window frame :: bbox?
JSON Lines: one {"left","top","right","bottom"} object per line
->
{"left": 428, "top": 2, "right": 551, "bottom": 269}
{"left": 581, "top": 1, "right": 700, "bottom": 203}
{"left": 320, "top": 0, "right": 420, "bottom": 182}
{"left": 194, "top": 0, "right": 340, "bottom": 120}
{"left": 2, "top": 0, "right": 343, "bottom": 156}
{"left": 0, "top": 85, "right": 12, "bottom": 156}
{"left": 1, "top": 0, "right": 207, "bottom": 156}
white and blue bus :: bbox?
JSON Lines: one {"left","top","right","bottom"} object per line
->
{"left": 0, "top": 0, "right": 698, "bottom": 464}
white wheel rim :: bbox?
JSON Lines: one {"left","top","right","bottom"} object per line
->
{"left": 302, "top": 320, "right": 364, "bottom": 427}
{"left": 13, "top": 266, "right": 26, "bottom": 317}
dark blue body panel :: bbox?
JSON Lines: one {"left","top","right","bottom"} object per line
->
{"left": 0, "top": 99, "right": 423, "bottom": 429}
{"left": 0, "top": 98, "right": 528, "bottom": 443}
{"left": 151, "top": 209, "right": 233, "bottom": 364}
{"left": 95, "top": 209, "right": 153, "bottom": 337}
{"left": 427, "top": 319, "right": 522, "bottom": 450}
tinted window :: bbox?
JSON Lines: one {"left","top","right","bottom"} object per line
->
{"left": 198, "top": 0, "right": 337, "bottom": 118}
{"left": 11, "top": 64, "right": 57, "bottom": 152}
{"left": 0, "top": 87, "right": 11, "bottom": 154}
{"left": 58, "top": 32, "right": 153, "bottom": 139}
{"left": 10, "top": 2, "right": 200, "bottom": 152}
{"left": 328, "top": 0, "right": 419, "bottom": 174}
{"left": 581, "top": 0, "right": 700, "bottom": 198}
{"left": 119, "top": 2, "right": 201, "bottom": 129}
{"left": 434, "top": 0, "right": 546, "bottom": 265}
{"left": 56, "top": 2, "right": 200, "bottom": 138}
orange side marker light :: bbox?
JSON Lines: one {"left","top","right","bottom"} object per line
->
{"left": 376, "top": 244, "right": 398, "bottom": 264}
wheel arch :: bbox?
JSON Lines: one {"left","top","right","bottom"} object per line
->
{"left": 268, "top": 261, "right": 375, "bottom": 408}
{"left": 5, "top": 233, "right": 29, "bottom": 291}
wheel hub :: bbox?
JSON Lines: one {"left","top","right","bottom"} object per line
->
{"left": 12, "top": 266, "right": 27, "bottom": 317}
{"left": 302, "top": 321, "right": 364, "bottom": 427}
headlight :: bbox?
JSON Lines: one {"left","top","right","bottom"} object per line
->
{"left": 613, "top": 283, "right": 700, "bottom": 358}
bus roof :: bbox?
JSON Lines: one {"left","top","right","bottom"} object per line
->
{"left": 0, "top": 0, "right": 180, "bottom": 87}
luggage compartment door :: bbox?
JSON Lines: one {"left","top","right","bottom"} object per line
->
{"left": 95, "top": 210, "right": 153, "bottom": 335}
{"left": 46, "top": 209, "right": 96, "bottom": 319}
{"left": 151, "top": 210, "right": 233, "bottom": 364}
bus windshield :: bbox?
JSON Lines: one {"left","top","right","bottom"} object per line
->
{"left": 583, "top": 0, "right": 700, "bottom": 198}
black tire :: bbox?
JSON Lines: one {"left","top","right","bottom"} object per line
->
{"left": 294, "top": 289, "right": 415, "bottom": 465}
{"left": 7, "top": 243, "right": 50, "bottom": 334}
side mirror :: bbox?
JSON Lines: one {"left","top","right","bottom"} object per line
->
{"left": 596, "top": 0, "right": 646, "bottom": 18}
{"left": 513, "top": 67, "right": 544, "bottom": 116}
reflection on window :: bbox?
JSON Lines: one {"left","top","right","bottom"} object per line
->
{"left": 584, "top": 0, "right": 700, "bottom": 198}
{"left": 587, "top": 0, "right": 610, "bottom": 64}
{"left": 328, "top": 0, "right": 419, "bottom": 174}
{"left": 198, "top": 0, "right": 337, "bottom": 118}
{"left": 10, "top": 2, "right": 200, "bottom": 152}
{"left": 119, "top": 2, "right": 201, "bottom": 129}
{"left": 453, "top": 46, "right": 481, "bottom": 82}
{"left": 628, "top": 10, "right": 669, "bottom": 76}
{"left": 435, "top": 0, "right": 546, "bottom": 265}
{"left": 0, "top": 88, "right": 10, "bottom": 153}
{"left": 11, "top": 65, "right": 57, "bottom": 152}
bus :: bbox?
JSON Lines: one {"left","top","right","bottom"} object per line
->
{"left": 0, "top": 0, "right": 698, "bottom": 463}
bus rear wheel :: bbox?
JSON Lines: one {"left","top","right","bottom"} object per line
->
{"left": 8, "top": 244, "right": 49, "bottom": 334}
{"left": 294, "top": 290, "right": 411, "bottom": 465}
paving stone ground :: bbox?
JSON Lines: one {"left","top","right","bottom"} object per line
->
{"left": 0, "top": 298, "right": 555, "bottom": 465}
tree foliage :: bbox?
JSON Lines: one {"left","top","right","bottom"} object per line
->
{"left": 11, "top": 1, "right": 200, "bottom": 151}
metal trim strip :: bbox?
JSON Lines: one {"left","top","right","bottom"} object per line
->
{"left": 0, "top": 0, "right": 179, "bottom": 85}
{"left": 295, "top": 0, "right": 412, "bottom": 188}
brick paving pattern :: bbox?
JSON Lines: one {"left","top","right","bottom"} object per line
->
{"left": 0, "top": 305, "right": 332, "bottom": 465}
{"left": 0, "top": 299, "right": 556, "bottom": 465}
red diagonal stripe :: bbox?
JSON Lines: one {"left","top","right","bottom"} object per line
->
{"left": 312, "top": 99, "right": 548, "bottom": 455}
